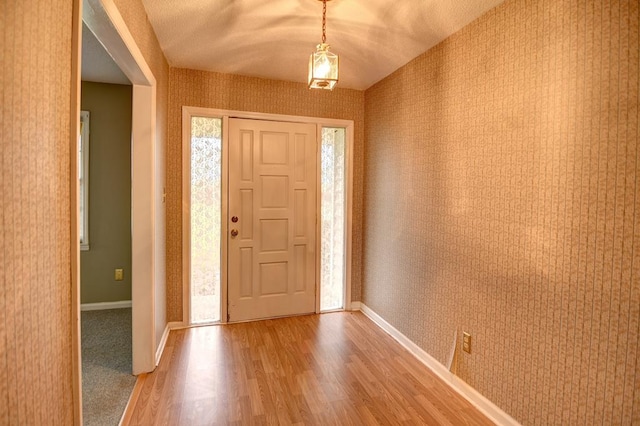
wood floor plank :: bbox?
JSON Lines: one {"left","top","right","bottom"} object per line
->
{"left": 126, "top": 312, "right": 493, "bottom": 425}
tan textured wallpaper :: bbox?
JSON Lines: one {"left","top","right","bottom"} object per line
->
{"left": 363, "top": 0, "right": 639, "bottom": 424}
{"left": 166, "top": 68, "right": 365, "bottom": 321}
{"left": 113, "top": 0, "right": 169, "bottom": 150}
{"left": 1, "top": 0, "right": 75, "bottom": 423}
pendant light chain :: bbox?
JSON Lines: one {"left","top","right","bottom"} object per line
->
{"left": 322, "top": 0, "right": 327, "bottom": 44}
{"left": 309, "top": 0, "right": 338, "bottom": 90}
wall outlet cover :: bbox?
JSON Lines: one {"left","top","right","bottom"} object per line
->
{"left": 462, "top": 332, "right": 471, "bottom": 354}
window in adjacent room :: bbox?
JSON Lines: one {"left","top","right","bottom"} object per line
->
{"left": 79, "top": 110, "right": 90, "bottom": 251}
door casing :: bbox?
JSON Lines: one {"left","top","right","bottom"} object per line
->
{"left": 182, "top": 107, "right": 355, "bottom": 324}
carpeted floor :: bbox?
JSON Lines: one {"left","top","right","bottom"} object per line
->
{"left": 82, "top": 308, "right": 136, "bottom": 426}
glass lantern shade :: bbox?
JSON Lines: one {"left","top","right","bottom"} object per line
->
{"left": 308, "top": 43, "right": 339, "bottom": 90}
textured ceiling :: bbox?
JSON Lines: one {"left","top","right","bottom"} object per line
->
{"left": 81, "top": 23, "right": 130, "bottom": 85}
{"left": 141, "top": 0, "right": 505, "bottom": 90}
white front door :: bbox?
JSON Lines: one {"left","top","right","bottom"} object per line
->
{"left": 227, "top": 118, "right": 317, "bottom": 322}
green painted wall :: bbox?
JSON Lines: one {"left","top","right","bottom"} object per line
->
{"left": 80, "top": 81, "right": 132, "bottom": 304}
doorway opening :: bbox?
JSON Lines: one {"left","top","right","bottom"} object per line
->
{"left": 72, "top": 0, "right": 163, "bottom": 422}
{"left": 78, "top": 79, "right": 135, "bottom": 425}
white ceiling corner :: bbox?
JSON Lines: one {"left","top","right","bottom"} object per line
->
{"left": 140, "top": 0, "right": 505, "bottom": 90}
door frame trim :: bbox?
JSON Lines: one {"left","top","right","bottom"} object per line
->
{"left": 81, "top": 0, "right": 160, "bottom": 375}
{"left": 70, "top": 1, "right": 82, "bottom": 422}
{"left": 182, "top": 106, "right": 354, "bottom": 325}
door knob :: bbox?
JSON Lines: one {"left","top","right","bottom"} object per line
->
{"left": 231, "top": 216, "right": 238, "bottom": 223}
{"left": 230, "top": 229, "right": 238, "bottom": 237}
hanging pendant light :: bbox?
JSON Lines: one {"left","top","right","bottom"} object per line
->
{"left": 308, "top": 0, "right": 339, "bottom": 90}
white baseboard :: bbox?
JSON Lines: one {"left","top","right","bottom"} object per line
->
{"left": 168, "top": 321, "right": 184, "bottom": 329}
{"left": 155, "top": 321, "right": 184, "bottom": 366}
{"left": 358, "top": 303, "right": 520, "bottom": 426}
{"left": 349, "top": 301, "right": 361, "bottom": 311}
{"left": 80, "top": 300, "right": 132, "bottom": 311}
{"left": 169, "top": 321, "right": 192, "bottom": 330}
{"left": 155, "top": 323, "right": 170, "bottom": 366}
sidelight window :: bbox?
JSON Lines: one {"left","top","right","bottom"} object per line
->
{"left": 190, "top": 116, "right": 222, "bottom": 323}
{"left": 320, "top": 127, "right": 346, "bottom": 311}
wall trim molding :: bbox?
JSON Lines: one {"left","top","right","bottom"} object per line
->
{"left": 80, "top": 300, "right": 132, "bottom": 311}
{"left": 155, "top": 324, "right": 168, "bottom": 366}
{"left": 155, "top": 322, "right": 171, "bottom": 366}
{"left": 358, "top": 303, "right": 520, "bottom": 426}
{"left": 349, "top": 301, "right": 361, "bottom": 311}
{"left": 168, "top": 321, "right": 185, "bottom": 329}
{"left": 168, "top": 321, "right": 190, "bottom": 330}
{"left": 154, "top": 321, "right": 186, "bottom": 366}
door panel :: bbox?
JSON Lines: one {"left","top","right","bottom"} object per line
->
{"left": 228, "top": 118, "right": 317, "bottom": 322}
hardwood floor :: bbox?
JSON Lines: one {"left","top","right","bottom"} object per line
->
{"left": 126, "top": 312, "right": 493, "bottom": 425}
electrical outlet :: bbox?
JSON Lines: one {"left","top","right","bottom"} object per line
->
{"left": 462, "top": 332, "right": 471, "bottom": 354}
{"left": 115, "top": 268, "right": 124, "bottom": 281}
